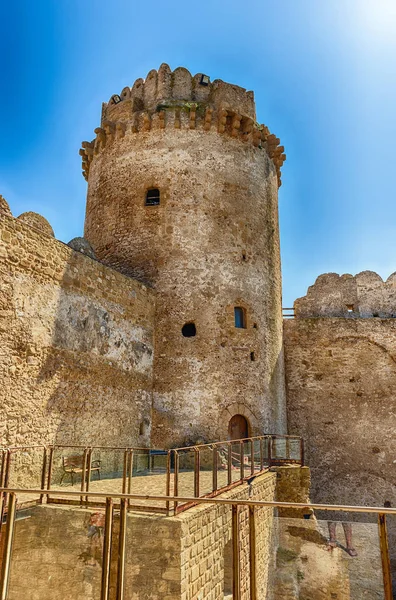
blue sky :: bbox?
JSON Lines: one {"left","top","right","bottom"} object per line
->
{"left": 1, "top": 0, "right": 395, "bottom": 306}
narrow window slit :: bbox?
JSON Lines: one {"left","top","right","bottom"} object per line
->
{"left": 234, "top": 307, "right": 246, "bottom": 329}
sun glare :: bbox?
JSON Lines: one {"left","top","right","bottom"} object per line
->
{"left": 358, "top": 0, "right": 396, "bottom": 39}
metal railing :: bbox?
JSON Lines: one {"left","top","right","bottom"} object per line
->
{"left": 0, "top": 487, "right": 394, "bottom": 600}
{"left": 0, "top": 435, "right": 304, "bottom": 515}
{"left": 282, "top": 307, "right": 295, "bottom": 318}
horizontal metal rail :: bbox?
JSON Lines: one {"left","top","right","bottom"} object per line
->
{"left": 173, "top": 434, "right": 301, "bottom": 452}
{"left": 1, "top": 487, "right": 396, "bottom": 514}
{"left": 2, "top": 437, "right": 300, "bottom": 451}
{"left": 0, "top": 488, "right": 393, "bottom": 600}
{"left": 0, "top": 435, "right": 304, "bottom": 515}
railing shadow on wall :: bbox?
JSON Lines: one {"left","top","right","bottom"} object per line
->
{"left": 0, "top": 435, "right": 303, "bottom": 517}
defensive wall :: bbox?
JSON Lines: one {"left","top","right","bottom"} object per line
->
{"left": 0, "top": 200, "right": 155, "bottom": 449}
{"left": 284, "top": 271, "right": 396, "bottom": 582}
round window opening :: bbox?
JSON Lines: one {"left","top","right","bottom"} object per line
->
{"left": 182, "top": 322, "right": 196, "bottom": 337}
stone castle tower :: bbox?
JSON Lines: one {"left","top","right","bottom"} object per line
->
{"left": 81, "top": 64, "right": 287, "bottom": 447}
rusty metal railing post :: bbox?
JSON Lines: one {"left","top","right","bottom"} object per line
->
{"left": 259, "top": 439, "right": 264, "bottom": 471}
{"left": 232, "top": 504, "right": 241, "bottom": 600}
{"left": 3, "top": 450, "right": 11, "bottom": 489}
{"left": 240, "top": 442, "right": 244, "bottom": 480}
{"left": 227, "top": 443, "right": 232, "bottom": 486}
{"left": 116, "top": 497, "right": 127, "bottom": 600}
{"left": 0, "top": 492, "right": 17, "bottom": 600}
{"left": 250, "top": 440, "right": 255, "bottom": 476}
{"left": 122, "top": 449, "right": 129, "bottom": 495}
{"left": 212, "top": 446, "right": 218, "bottom": 492}
{"left": 0, "top": 491, "right": 4, "bottom": 540}
{"left": 285, "top": 437, "right": 290, "bottom": 461}
{"left": 194, "top": 448, "right": 200, "bottom": 498}
{"left": 46, "top": 446, "right": 54, "bottom": 502}
{"left": 39, "top": 447, "right": 48, "bottom": 504}
{"left": 1, "top": 450, "right": 11, "bottom": 522}
{"left": 249, "top": 506, "right": 257, "bottom": 600}
{"left": 85, "top": 448, "right": 93, "bottom": 504}
{"left": 80, "top": 448, "right": 89, "bottom": 503}
{"left": 300, "top": 438, "right": 305, "bottom": 466}
{"left": 0, "top": 450, "right": 7, "bottom": 533}
{"left": 0, "top": 450, "right": 6, "bottom": 489}
{"left": 267, "top": 437, "right": 272, "bottom": 467}
{"left": 101, "top": 497, "right": 114, "bottom": 600}
{"left": 174, "top": 451, "right": 179, "bottom": 514}
{"left": 127, "top": 450, "right": 133, "bottom": 509}
{"left": 378, "top": 513, "right": 393, "bottom": 600}
{"left": 166, "top": 451, "right": 171, "bottom": 514}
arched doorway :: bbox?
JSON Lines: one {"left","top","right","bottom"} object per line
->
{"left": 228, "top": 414, "right": 249, "bottom": 440}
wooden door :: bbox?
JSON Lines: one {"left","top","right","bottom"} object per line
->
{"left": 228, "top": 414, "right": 249, "bottom": 441}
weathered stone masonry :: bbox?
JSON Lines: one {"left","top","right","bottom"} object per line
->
{"left": 284, "top": 271, "right": 396, "bottom": 581}
{"left": 0, "top": 207, "right": 155, "bottom": 448}
{"left": 6, "top": 472, "right": 276, "bottom": 600}
{"left": 83, "top": 64, "right": 287, "bottom": 447}
{"left": 0, "top": 65, "right": 289, "bottom": 450}
{"left": 3, "top": 62, "right": 396, "bottom": 599}
{"left": 284, "top": 271, "right": 396, "bottom": 507}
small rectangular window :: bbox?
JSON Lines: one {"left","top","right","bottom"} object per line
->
{"left": 145, "top": 188, "right": 160, "bottom": 206}
{"left": 234, "top": 307, "right": 246, "bottom": 329}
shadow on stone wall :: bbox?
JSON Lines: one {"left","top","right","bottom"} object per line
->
{"left": 0, "top": 206, "right": 154, "bottom": 454}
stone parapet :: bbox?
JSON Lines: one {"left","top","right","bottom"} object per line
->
{"left": 104, "top": 64, "right": 256, "bottom": 121}
{"left": 294, "top": 271, "right": 396, "bottom": 318}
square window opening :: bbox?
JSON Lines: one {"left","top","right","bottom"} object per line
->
{"left": 145, "top": 188, "right": 160, "bottom": 206}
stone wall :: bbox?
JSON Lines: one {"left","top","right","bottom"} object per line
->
{"left": 177, "top": 472, "right": 276, "bottom": 600}
{"left": 124, "top": 471, "right": 277, "bottom": 600}
{"left": 5, "top": 466, "right": 387, "bottom": 600}
{"left": 284, "top": 273, "right": 396, "bottom": 589}
{"left": 272, "top": 465, "right": 311, "bottom": 518}
{"left": 4, "top": 471, "right": 277, "bottom": 600}
{"left": 0, "top": 210, "right": 155, "bottom": 449}
{"left": 284, "top": 309, "right": 396, "bottom": 510}
{"left": 7, "top": 505, "right": 104, "bottom": 600}
{"left": 271, "top": 517, "right": 385, "bottom": 600}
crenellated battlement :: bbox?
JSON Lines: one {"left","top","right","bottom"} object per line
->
{"left": 80, "top": 65, "right": 286, "bottom": 186}
{"left": 103, "top": 64, "right": 256, "bottom": 122}
{"left": 294, "top": 271, "right": 396, "bottom": 318}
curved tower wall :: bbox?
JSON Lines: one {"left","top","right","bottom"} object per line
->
{"left": 83, "top": 64, "right": 287, "bottom": 446}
